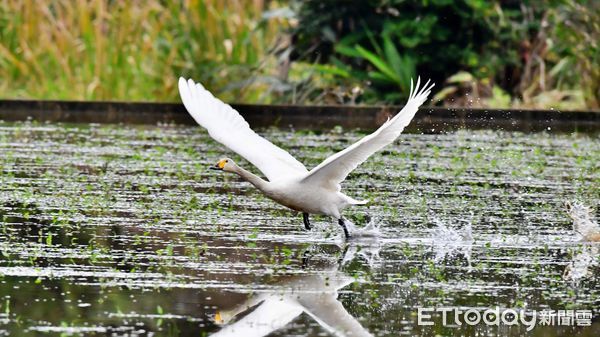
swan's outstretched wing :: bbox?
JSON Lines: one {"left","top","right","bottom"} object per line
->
{"left": 179, "top": 77, "right": 307, "bottom": 181}
{"left": 301, "top": 78, "right": 433, "bottom": 189}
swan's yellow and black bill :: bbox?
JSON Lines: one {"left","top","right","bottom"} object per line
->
{"left": 210, "top": 159, "right": 227, "bottom": 170}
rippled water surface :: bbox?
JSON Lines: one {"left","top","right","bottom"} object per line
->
{"left": 0, "top": 121, "right": 598, "bottom": 336}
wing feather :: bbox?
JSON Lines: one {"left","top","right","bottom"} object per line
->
{"left": 301, "top": 77, "right": 434, "bottom": 188}
{"left": 178, "top": 78, "right": 307, "bottom": 181}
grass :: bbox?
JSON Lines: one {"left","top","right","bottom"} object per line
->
{"left": 0, "top": 0, "right": 287, "bottom": 102}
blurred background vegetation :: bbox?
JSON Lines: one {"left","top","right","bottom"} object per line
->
{"left": 0, "top": 0, "right": 597, "bottom": 109}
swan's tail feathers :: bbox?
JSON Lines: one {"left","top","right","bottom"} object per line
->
{"left": 340, "top": 193, "right": 369, "bottom": 206}
{"left": 351, "top": 198, "right": 369, "bottom": 205}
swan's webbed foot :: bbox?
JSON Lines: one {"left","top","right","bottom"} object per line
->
{"left": 303, "top": 212, "right": 311, "bottom": 230}
{"left": 338, "top": 218, "right": 350, "bottom": 239}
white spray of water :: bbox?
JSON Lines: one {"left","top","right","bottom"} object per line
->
{"left": 430, "top": 216, "right": 474, "bottom": 269}
{"left": 566, "top": 201, "right": 599, "bottom": 241}
{"left": 341, "top": 214, "right": 474, "bottom": 269}
{"left": 339, "top": 217, "right": 384, "bottom": 268}
{"left": 348, "top": 216, "right": 383, "bottom": 238}
{"left": 563, "top": 201, "right": 599, "bottom": 284}
{"left": 563, "top": 246, "right": 597, "bottom": 284}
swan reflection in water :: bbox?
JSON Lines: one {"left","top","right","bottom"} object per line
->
{"left": 210, "top": 239, "right": 382, "bottom": 337}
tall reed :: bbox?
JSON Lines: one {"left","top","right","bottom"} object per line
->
{"left": 0, "top": 0, "right": 287, "bottom": 102}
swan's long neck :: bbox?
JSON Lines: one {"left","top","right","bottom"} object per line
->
{"left": 232, "top": 165, "right": 269, "bottom": 191}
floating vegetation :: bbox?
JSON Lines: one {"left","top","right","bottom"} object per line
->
{"left": 0, "top": 121, "right": 598, "bottom": 336}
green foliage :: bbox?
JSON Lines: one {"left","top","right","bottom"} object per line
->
{"left": 332, "top": 28, "right": 417, "bottom": 101}
{"left": 292, "top": 0, "right": 517, "bottom": 102}
{"left": 292, "top": 0, "right": 598, "bottom": 108}
{"left": 0, "top": 0, "right": 288, "bottom": 102}
{"left": 547, "top": 1, "right": 599, "bottom": 108}
{"left": 0, "top": 0, "right": 596, "bottom": 109}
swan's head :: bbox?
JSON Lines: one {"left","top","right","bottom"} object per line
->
{"left": 210, "top": 158, "right": 236, "bottom": 172}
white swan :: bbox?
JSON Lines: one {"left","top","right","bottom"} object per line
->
{"left": 178, "top": 77, "right": 434, "bottom": 238}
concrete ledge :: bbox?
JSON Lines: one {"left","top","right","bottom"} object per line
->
{"left": 0, "top": 99, "right": 598, "bottom": 132}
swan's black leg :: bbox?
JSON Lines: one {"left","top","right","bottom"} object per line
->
{"left": 303, "top": 212, "right": 311, "bottom": 230}
{"left": 338, "top": 218, "right": 350, "bottom": 239}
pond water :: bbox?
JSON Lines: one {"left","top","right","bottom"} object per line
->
{"left": 0, "top": 121, "right": 598, "bottom": 336}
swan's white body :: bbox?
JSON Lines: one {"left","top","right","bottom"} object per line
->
{"left": 260, "top": 177, "right": 360, "bottom": 218}
{"left": 178, "top": 77, "right": 434, "bottom": 233}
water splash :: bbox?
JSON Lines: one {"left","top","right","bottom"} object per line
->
{"left": 566, "top": 200, "right": 600, "bottom": 241}
{"left": 430, "top": 215, "right": 473, "bottom": 268}
{"left": 563, "top": 245, "right": 599, "bottom": 285}
{"left": 349, "top": 216, "right": 382, "bottom": 238}
{"left": 337, "top": 217, "right": 383, "bottom": 268}
{"left": 563, "top": 201, "right": 599, "bottom": 284}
